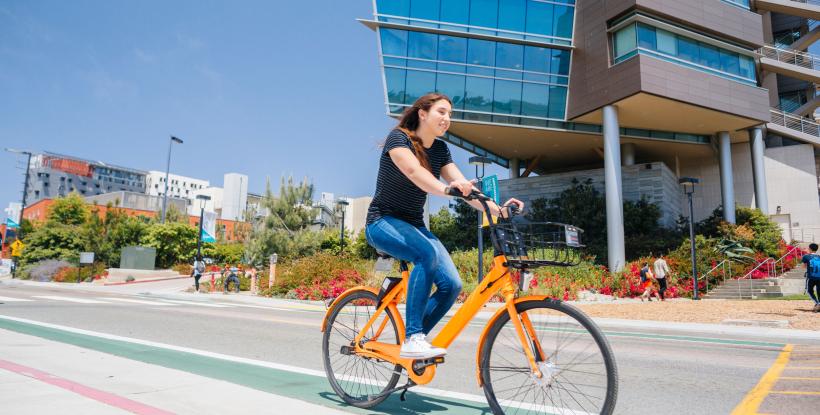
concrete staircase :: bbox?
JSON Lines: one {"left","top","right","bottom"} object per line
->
{"left": 704, "top": 278, "right": 784, "bottom": 299}
{"left": 704, "top": 267, "right": 808, "bottom": 299}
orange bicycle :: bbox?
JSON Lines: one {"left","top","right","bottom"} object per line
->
{"left": 321, "top": 189, "right": 618, "bottom": 414}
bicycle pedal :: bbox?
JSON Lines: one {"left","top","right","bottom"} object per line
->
{"left": 411, "top": 356, "right": 444, "bottom": 374}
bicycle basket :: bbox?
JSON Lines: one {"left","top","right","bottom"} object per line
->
{"left": 494, "top": 221, "right": 584, "bottom": 268}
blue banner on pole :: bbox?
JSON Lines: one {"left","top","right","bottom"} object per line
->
{"left": 481, "top": 175, "right": 500, "bottom": 204}
{"left": 6, "top": 218, "right": 19, "bottom": 228}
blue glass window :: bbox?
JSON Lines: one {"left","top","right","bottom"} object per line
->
{"left": 438, "top": 35, "right": 467, "bottom": 63}
{"left": 384, "top": 68, "right": 407, "bottom": 105}
{"left": 498, "top": 0, "right": 526, "bottom": 33}
{"left": 548, "top": 85, "right": 566, "bottom": 119}
{"left": 552, "top": 4, "right": 574, "bottom": 39}
{"left": 377, "top": 0, "right": 410, "bottom": 16}
{"left": 380, "top": 28, "right": 408, "bottom": 56}
{"left": 676, "top": 37, "right": 699, "bottom": 63}
{"left": 720, "top": 0, "right": 750, "bottom": 10}
{"left": 436, "top": 73, "right": 466, "bottom": 109}
{"left": 521, "top": 83, "right": 549, "bottom": 117}
{"left": 637, "top": 24, "right": 656, "bottom": 50}
{"left": 381, "top": 29, "right": 569, "bottom": 122}
{"left": 464, "top": 76, "right": 494, "bottom": 112}
{"left": 496, "top": 42, "right": 524, "bottom": 69}
{"left": 440, "top": 0, "right": 469, "bottom": 25}
{"left": 493, "top": 80, "right": 522, "bottom": 114}
{"left": 376, "top": 0, "right": 574, "bottom": 47}
{"left": 525, "top": 0, "right": 553, "bottom": 37}
{"left": 410, "top": 0, "right": 440, "bottom": 22}
{"left": 469, "top": 0, "right": 498, "bottom": 28}
{"left": 405, "top": 70, "right": 437, "bottom": 103}
{"left": 612, "top": 21, "right": 757, "bottom": 85}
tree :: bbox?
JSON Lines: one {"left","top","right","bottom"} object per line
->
{"left": 244, "top": 176, "right": 323, "bottom": 264}
{"left": 47, "top": 193, "right": 88, "bottom": 226}
{"left": 430, "top": 200, "right": 481, "bottom": 252}
{"left": 162, "top": 204, "right": 188, "bottom": 224}
{"left": 140, "top": 222, "right": 198, "bottom": 269}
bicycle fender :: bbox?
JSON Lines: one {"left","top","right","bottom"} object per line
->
{"left": 320, "top": 286, "right": 379, "bottom": 332}
{"left": 475, "top": 295, "right": 551, "bottom": 387}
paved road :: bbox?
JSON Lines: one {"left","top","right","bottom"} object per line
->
{"left": 1, "top": 280, "right": 818, "bottom": 414}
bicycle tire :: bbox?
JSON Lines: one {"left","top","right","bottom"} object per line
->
{"left": 480, "top": 298, "right": 618, "bottom": 415}
{"left": 322, "top": 289, "right": 402, "bottom": 408}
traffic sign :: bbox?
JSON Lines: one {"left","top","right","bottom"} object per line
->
{"left": 10, "top": 240, "right": 24, "bottom": 257}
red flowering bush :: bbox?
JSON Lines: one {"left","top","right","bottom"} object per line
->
{"left": 292, "top": 269, "right": 364, "bottom": 301}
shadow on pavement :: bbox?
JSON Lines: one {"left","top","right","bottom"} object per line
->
{"left": 318, "top": 391, "right": 494, "bottom": 415}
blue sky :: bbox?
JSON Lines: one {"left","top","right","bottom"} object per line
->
{"left": 0, "top": 0, "right": 507, "bottom": 221}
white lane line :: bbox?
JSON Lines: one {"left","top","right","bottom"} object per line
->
{"left": 32, "top": 296, "right": 110, "bottom": 304}
{"left": 0, "top": 296, "right": 34, "bottom": 302}
{"left": 99, "top": 298, "right": 179, "bottom": 306}
{"left": 157, "top": 300, "right": 230, "bottom": 308}
{"left": 0, "top": 314, "right": 497, "bottom": 407}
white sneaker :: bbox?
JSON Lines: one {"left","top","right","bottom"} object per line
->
{"left": 400, "top": 333, "right": 447, "bottom": 359}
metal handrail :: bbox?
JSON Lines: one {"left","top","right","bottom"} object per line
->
{"left": 703, "top": 259, "right": 732, "bottom": 293}
{"left": 741, "top": 257, "right": 776, "bottom": 280}
{"left": 770, "top": 108, "right": 820, "bottom": 137}
{"left": 773, "top": 245, "right": 804, "bottom": 276}
{"left": 739, "top": 257, "right": 775, "bottom": 299}
{"left": 758, "top": 44, "right": 820, "bottom": 70}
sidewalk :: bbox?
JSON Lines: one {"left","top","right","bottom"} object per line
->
{"left": 0, "top": 328, "right": 349, "bottom": 415}
{"left": 4, "top": 276, "right": 819, "bottom": 340}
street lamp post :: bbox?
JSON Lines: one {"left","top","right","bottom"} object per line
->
{"left": 4, "top": 148, "right": 33, "bottom": 239}
{"left": 469, "top": 156, "right": 492, "bottom": 282}
{"left": 337, "top": 199, "right": 350, "bottom": 254}
{"left": 679, "top": 177, "right": 701, "bottom": 300}
{"left": 195, "top": 195, "right": 211, "bottom": 260}
{"left": 161, "top": 136, "right": 184, "bottom": 224}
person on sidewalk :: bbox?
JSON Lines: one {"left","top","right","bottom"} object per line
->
{"left": 653, "top": 256, "right": 670, "bottom": 301}
{"left": 192, "top": 255, "right": 206, "bottom": 293}
{"left": 639, "top": 262, "right": 657, "bottom": 302}
{"left": 802, "top": 243, "right": 820, "bottom": 312}
{"left": 223, "top": 265, "right": 241, "bottom": 293}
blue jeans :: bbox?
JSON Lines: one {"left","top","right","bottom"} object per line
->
{"left": 366, "top": 216, "right": 462, "bottom": 337}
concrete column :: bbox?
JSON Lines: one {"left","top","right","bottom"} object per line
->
{"left": 509, "top": 158, "right": 520, "bottom": 179}
{"left": 749, "top": 127, "right": 769, "bottom": 214}
{"left": 603, "top": 105, "right": 625, "bottom": 272}
{"left": 718, "top": 131, "right": 736, "bottom": 224}
{"left": 621, "top": 143, "right": 636, "bottom": 166}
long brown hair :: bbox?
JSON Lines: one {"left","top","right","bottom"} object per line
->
{"left": 396, "top": 93, "right": 452, "bottom": 172}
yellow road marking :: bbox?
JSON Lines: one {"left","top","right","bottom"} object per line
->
{"left": 769, "top": 391, "right": 820, "bottom": 396}
{"left": 730, "top": 344, "right": 793, "bottom": 415}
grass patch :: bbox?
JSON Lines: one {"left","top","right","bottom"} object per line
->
{"left": 753, "top": 294, "right": 811, "bottom": 301}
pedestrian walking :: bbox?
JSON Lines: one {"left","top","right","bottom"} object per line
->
{"left": 192, "top": 255, "right": 206, "bottom": 293}
{"left": 802, "top": 243, "right": 820, "bottom": 312}
{"left": 653, "top": 256, "right": 670, "bottom": 301}
{"left": 247, "top": 266, "right": 258, "bottom": 295}
{"left": 639, "top": 262, "right": 658, "bottom": 301}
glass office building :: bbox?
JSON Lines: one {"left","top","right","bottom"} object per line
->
{"left": 362, "top": 0, "right": 820, "bottom": 271}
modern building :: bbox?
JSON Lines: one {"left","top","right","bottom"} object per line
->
{"left": 145, "top": 171, "right": 210, "bottom": 201}
{"left": 312, "top": 193, "right": 373, "bottom": 235}
{"left": 23, "top": 152, "right": 147, "bottom": 204}
{"left": 361, "top": 0, "right": 820, "bottom": 270}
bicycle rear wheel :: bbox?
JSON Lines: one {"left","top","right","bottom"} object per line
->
{"left": 322, "top": 289, "right": 402, "bottom": 408}
{"left": 480, "top": 298, "right": 618, "bottom": 415}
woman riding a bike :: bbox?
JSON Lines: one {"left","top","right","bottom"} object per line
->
{"left": 364, "top": 92, "right": 524, "bottom": 360}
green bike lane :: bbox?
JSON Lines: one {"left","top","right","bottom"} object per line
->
{"left": 0, "top": 311, "right": 788, "bottom": 415}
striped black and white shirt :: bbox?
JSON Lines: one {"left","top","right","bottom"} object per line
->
{"left": 366, "top": 129, "right": 453, "bottom": 228}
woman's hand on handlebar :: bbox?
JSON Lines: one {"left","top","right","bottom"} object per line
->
{"left": 446, "top": 178, "right": 476, "bottom": 197}
{"left": 500, "top": 198, "right": 524, "bottom": 217}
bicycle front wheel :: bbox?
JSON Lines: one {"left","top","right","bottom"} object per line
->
{"left": 322, "top": 289, "right": 402, "bottom": 408}
{"left": 480, "top": 298, "right": 618, "bottom": 415}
